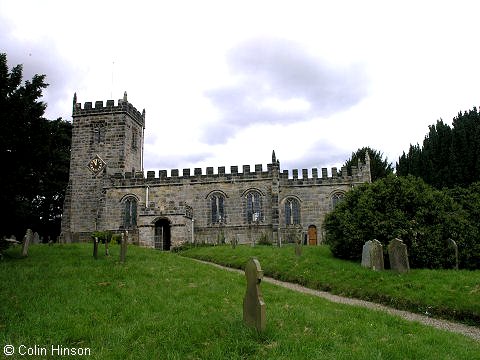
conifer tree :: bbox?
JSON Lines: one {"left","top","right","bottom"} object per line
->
{"left": 0, "top": 53, "right": 71, "bottom": 240}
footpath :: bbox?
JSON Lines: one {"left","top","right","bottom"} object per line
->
{"left": 192, "top": 258, "right": 480, "bottom": 342}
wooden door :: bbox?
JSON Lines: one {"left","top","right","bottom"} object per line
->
{"left": 308, "top": 225, "right": 317, "bottom": 246}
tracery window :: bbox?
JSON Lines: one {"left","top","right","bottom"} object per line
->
{"left": 331, "top": 192, "right": 345, "bottom": 209}
{"left": 285, "top": 198, "right": 300, "bottom": 225}
{"left": 123, "top": 197, "right": 137, "bottom": 229}
{"left": 246, "top": 191, "right": 263, "bottom": 223}
{"left": 210, "top": 193, "right": 225, "bottom": 224}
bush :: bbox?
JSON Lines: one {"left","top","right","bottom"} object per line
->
{"left": 91, "top": 231, "right": 113, "bottom": 244}
{"left": 325, "top": 175, "right": 479, "bottom": 269}
{"left": 112, "top": 234, "right": 122, "bottom": 244}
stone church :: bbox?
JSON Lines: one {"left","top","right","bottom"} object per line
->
{"left": 61, "top": 93, "right": 371, "bottom": 249}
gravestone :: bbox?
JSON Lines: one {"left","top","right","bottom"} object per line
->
{"left": 243, "top": 258, "right": 266, "bottom": 332}
{"left": 93, "top": 237, "right": 99, "bottom": 259}
{"left": 22, "top": 229, "right": 33, "bottom": 257}
{"left": 33, "top": 232, "right": 40, "bottom": 244}
{"left": 361, "top": 239, "right": 384, "bottom": 271}
{"left": 295, "top": 239, "right": 302, "bottom": 257}
{"left": 105, "top": 238, "right": 110, "bottom": 256}
{"left": 361, "top": 240, "right": 372, "bottom": 267}
{"left": 120, "top": 231, "right": 127, "bottom": 263}
{"left": 388, "top": 238, "right": 410, "bottom": 273}
{"left": 447, "top": 238, "right": 459, "bottom": 270}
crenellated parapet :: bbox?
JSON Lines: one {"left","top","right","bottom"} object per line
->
{"left": 72, "top": 92, "right": 145, "bottom": 127}
{"left": 108, "top": 153, "right": 371, "bottom": 188}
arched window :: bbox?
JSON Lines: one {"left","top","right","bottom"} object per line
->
{"left": 210, "top": 193, "right": 225, "bottom": 224}
{"left": 285, "top": 198, "right": 300, "bottom": 225}
{"left": 124, "top": 197, "right": 137, "bottom": 229}
{"left": 331, "top": 192, "right": 345, "bottom": 209}
{"left": 246, "top": 191, "right": 263, "bottom": 223}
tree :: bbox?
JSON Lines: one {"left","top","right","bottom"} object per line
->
{"left": 0, "top": 53, "right": 71, "bottom": 241}
{"left": 397, "top": 109, "right": 480, "bottom": 188}
{"left": 343, "top": 147, "right": 394, "bottom": 181}
{"left": 324, "top": 175, "right": 479, "bottom": 269}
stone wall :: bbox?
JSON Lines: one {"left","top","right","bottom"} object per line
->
{"left": 61, "top": 93, "right": 145, "bottom": 240}
{"left": 100, "top": 156, "right": 370, "bottom": 247}
{"left": 61, "top": 93, "right": 371, "bottom": 247}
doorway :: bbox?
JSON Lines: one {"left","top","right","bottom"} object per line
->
{"left": 308, "top": 225, "right": 317, "bottom": 246}
{"left": 154, "top": 218, "right": 171, "bottom": 250}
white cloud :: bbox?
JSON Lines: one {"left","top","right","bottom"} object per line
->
{"left": 1, "top": 0, "right": 480, "bottom": 173}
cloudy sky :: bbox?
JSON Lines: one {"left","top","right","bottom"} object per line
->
{"left": 2, "top": 1, "right": 480, "bottom": 175}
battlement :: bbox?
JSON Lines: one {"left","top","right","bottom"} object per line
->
{"left": 109, "top": 158, "right": 370, "bottom": 187}
{"left": 72, "top": 92, "right": 145, "bottom": 127}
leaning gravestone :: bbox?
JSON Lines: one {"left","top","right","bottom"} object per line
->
{"left": 388, "top": 238, "right": 410, "bottom": 273}
{"left": 243, "top": 258, "right": 266, "bottom": 332}
{"left": 447, "top": 238, "right": 459, "bottom": 270}
{"left": 361, "top": 239, "right": 384, "bottom": 271}
{"left": 22, "top": 229, "right": 33, "bottom": 257}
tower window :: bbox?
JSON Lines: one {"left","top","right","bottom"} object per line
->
{"left": 93, "top": 123, "right": 105, "bottom": 143}
{"left": 132, "top": 129, "right": 138, "bottom": 150}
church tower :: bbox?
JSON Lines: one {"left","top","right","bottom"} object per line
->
{"left": 61, "top": 92, "right": 145, "bottom": 242}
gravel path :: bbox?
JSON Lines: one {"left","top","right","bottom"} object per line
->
{"left": 192, "top": 259, "right": 480, "bottom": 342}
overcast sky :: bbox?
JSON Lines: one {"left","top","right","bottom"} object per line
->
{"left": 2, "top": 1, "right": 480, "bottom": 175}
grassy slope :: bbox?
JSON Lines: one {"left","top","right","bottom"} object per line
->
{"left": 0, "top": 244, "right": 478, "bottom": 359}
{"left": 180, "top": 244, "right": 480, "bottom": 325}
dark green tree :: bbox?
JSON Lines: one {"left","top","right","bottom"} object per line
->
{"left": 343, "top": 147, "right": 394, "bottom": 181}
{"left": 324, "top": 175, "right": 479, "bottom": 269}
{"left": 397, "top": 110, "right": 480, "bottom": 188}
{"left": 0, "top": 53, "right": 71, "bottom": 241}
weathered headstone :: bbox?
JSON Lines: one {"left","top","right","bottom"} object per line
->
{"left": 447, "top": 238, "right": 459, "bottom": 270}
{"left": 93, "top": 237, "right": 99, "bottom": 259}
{"left": 361, "top": 240, "right": 372, "bottom": 267}
{"left": 361, "top": 239, "right": 384, "bottom": 271}
{"left": 105, "top": 238, "right": 109, "bottom": 256}
{"left": 120, "top": 231, "right": 127, "bottom": 263}
{"left": 32, "top": 232, "right": 40, "bottom": 244}
{"left": 388, "top": 238, "right": 410, "bottom": 273}
{"left": 22, "top": 230, "right": 33, "bottom": 257}
{"left": 295, "top": 239, "right": 302, "bottom": 257}
{"left": 243, "top": 258, "right": 266, "bottom": 332}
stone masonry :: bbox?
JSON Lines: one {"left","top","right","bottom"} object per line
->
{"left": 61, "top": 93, "right": 371, "bottom": 248}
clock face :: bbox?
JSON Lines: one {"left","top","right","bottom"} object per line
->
{"left": 87, "top": 155, "right": 106, "bottom": 174}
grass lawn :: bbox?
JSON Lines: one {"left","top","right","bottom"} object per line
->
{"left": 0, "top": 243, "right": 478, "bottom": 359}
{"left": 180, "top": 244, "right": 480, "bottom": 326}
